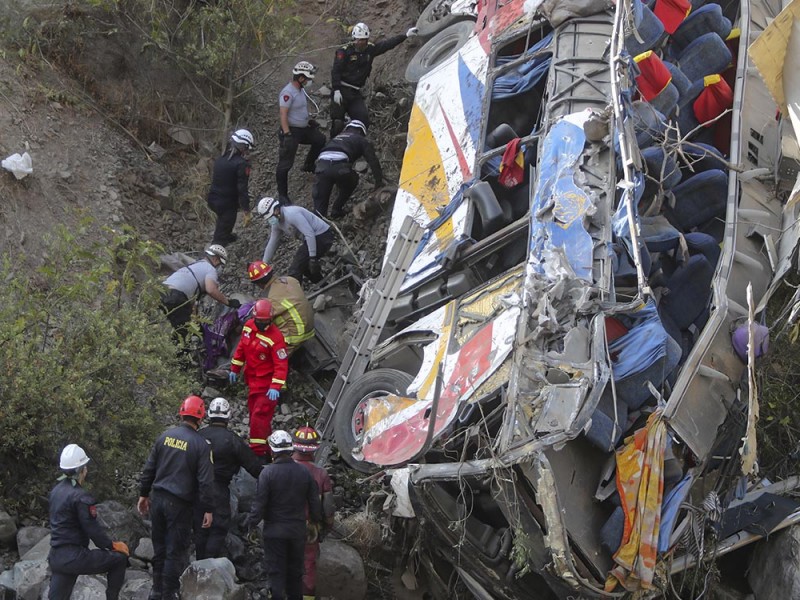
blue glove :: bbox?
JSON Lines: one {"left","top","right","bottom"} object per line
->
{"left": 268, "top": 389, "right": 280, "bottom": 402}
{"left": 229, "top": 371, "right": 238, "bottom": 384}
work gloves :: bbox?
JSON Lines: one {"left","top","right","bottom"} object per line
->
{"left": 229, "top": 371, "right": 238, "bottom": 384}
{"left": 228, "top": 299, "right": 241, "bottom": 309}
{"left": 333, "top": 90, "right": 343, "bottom": 105}
{"left": 406, "top": 27, "right": 419, "bottom": 38}
{"left": 268, "top": 389, "right": 280, "bottom": 402}
{"left": 111, "top": 541, "right": 130, "bottom": 556}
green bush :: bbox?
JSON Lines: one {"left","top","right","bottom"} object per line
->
{"left": 0, "top": 223, "right": 193, "bottom": 513}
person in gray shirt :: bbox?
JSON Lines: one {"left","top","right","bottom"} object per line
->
{"left": 161, "top": 245, "right": 241, "bottom": 341}
{"left": 256, "top": 197, "right": 333, "bottom": 285}
{"left": 276, "top": 61, "right": 326, "bottom": 206}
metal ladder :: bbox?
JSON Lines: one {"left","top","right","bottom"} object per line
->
{"left": 315, "top": 216, "right": 424, "bottom": 462}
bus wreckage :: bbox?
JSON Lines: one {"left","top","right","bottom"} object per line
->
{"left": 316, "top": 0, "right": 800, "bottom": 596}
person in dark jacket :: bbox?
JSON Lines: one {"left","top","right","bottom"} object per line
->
{"left": 137, "top": 396, "right": 215, "bottom": 600}
{"left": 312, "top": 119, "right": 383, "bottom": 218}
{"left": 291, "top": 426, "right": 335, "bottom": 600}
{"left": 194, "top": 397, "right": 263, "bottom": 560}
{"left": 207, "top": 129, "right": 254, "bottom": 245}
{"left": 48, "top": 444, "right": 129, "bottom": 600}
{"left": 329, "top": 22, "right": 418, "bottom": 138}
{"left": 247, "top": 430, "right": 322, "bottom": 600}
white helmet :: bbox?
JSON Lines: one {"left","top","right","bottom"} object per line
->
{"left": 231, "top": 129, "right": 255, "bottom": 149}
{"left": 60, "top": 444, "right": 90, "bottom": 471}
{"left": 208, "top": 397, "right": 231, "bottom": 420}
{"left": 268, "top": 430, "right": 294, "bottom": 454}
{"left": 346, "top": 119, "right": 368, "bottom": 135}
{"left": 292, "top": 61, "right": 316, "bottom": 80}
{"left": 351, "top": 22, "right": 370, "bottom": 40}
{"left": 205, "top": 244, "right": 228, "bottom": 265}
{"left": 257, "top": 197, "right": 280, "bottom": 220}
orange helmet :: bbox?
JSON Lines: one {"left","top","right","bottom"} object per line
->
{"left": 248, "top": 261, "right": 274, "bottom": 284}
{"left": 179, "top": 395, "right": 206, "bottom": 420}
{"left": 292, "top": 425, "right": 321, "bottom": 452}
{"left": 253, "top": 299, "right": 273, "bottom": 321}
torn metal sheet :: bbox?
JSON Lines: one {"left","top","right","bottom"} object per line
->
{"left": 360, "top": 302, "right": 520, "bottom": 466}
{"left": 384, "top": 468, "right": 416, "bottom": 518}
{"left": 740, "top": 283, "right": 759, "bottom": 476}
{"left": 529, "top": 111, "right": 597, "bottom": 282}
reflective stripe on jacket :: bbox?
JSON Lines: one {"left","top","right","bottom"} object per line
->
{"left": 268, "top": 276, "right": 315, "bottom": 349}
{"left": 230, "top": 319, "right": 289, "bottom": 391}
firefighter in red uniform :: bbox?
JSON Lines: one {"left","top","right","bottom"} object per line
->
{"left": 229, "top": 299, "right": 289, "bottom": 457}
{"left": 292, "top": 425, "right": 335, "bottom": 600}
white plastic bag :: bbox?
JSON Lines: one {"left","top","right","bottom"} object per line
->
{"left": 2, "top": 152, "right": 33, "bottom": 180}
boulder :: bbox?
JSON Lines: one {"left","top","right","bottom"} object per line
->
{"left": 179, "top": 558, "right": 246, "bottom": 599}
{"left": 0, "top": 570, "right": 13, "bottom": 589}
{"left": 134, "top": 538, "right": 154, "bottom": 562}
{"left": 0, "top": 511, "right": 17, "bottom": 548}
{"left": 316, "top": 541, "right": 367, "bottom": 600}
{"left": 96, "top": 502, "right": 147, "bottom": 548}
{"left": 58, "top": 574, "right": 107, "bottom": 599}
{"left": 225, "top": 533, "right": 246, "bottom": 563}
{"left": 748, "top": 525, "right": 800, "bottom": 599}
{"left": 16, "top": 527, "right": 49, "bottom": 558}
{"left": 20, "top": 534, "right": 50, "bottom": 562}
{"left": 230, "top": 471, "right": 258, "bottom": 515}
{"left": 12, "top": 559, "right": 48, "bottom": 600}
{"left": 120, "top": 575, "right": 152, "bottom": 600}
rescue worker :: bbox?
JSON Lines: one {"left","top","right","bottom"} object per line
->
{"left": 229, "top": 299, "right": 289, "bottom": 458}
{"left": 48, "top": 444, "right": 129, "bottom": 600}
{"left": 207, "top": 129, "right": 254, "bottom": 245}
{"left": 160, "top": 245, "right": 241, "bottom": 341}
{"left": 291, "top": 426, "right": 335, "bottom": 600}
{"left": 137, "top": 395, "right": 215, "bottom": 600}
{"left": 277, "top": 61, "right": 326, "bottom": 206}
{"left": 194, "top": 397, "right": 263, "bottom": 560}
{"left": 247, "top": 260, "right": 315, "bottom": 354}
{"left": 257, "top": 197, "right": 334, "bottom": 285}
{"left": 330, "top": 22, "right": 419, "bottom": 137}
{"left": 247, "top": 431, "right": 323, "bottom": 600}
{"left": 312, "top": 119, "right": 384, "bottom": 218}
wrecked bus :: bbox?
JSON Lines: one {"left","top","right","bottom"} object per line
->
{"left": 317, "top": 0, "right": 800, "bottom": 596}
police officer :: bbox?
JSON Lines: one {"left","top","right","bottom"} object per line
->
{"left": 137, "top": 395, "right": 215, "bottom": 600}
{"left": 161, "top": 245, "right": 241, "bottom": 342}
{"left": 207, "top": 129, "right": 254, "bottom": 245}
{"left": 247, "top": 261, "right": 315, "bottom": 354}
{"left": 312, "top": 119, "right": 383, "bottom": 218}
{"left": 330, "top": 22, "right": 418, "bottom": 138}
{"left": 247, "top": 431, "right": 323, "bottom": 600}
{"left": 48, "top": 444, "right": 129, "bottom": 600}
{"left": 291, "top": 426, "right": 335, "bottom": 600}
{"left": 194, "top": 397, "right": 263, "bottom": 560}
{"left": 277, "top": 61, "right": 326, "bottom": 206}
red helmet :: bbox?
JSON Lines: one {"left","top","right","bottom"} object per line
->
{"left": 292, "top": 425, "right": 321, "bottom": 452}
{"left": 248, "top": 261, "right": 274, "bottom": 284}
{"left": 179, "top": 395, "right": 206, "bottom": 420}
{"left": 253, "top": 299, "right": 273, "bottom": 321}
